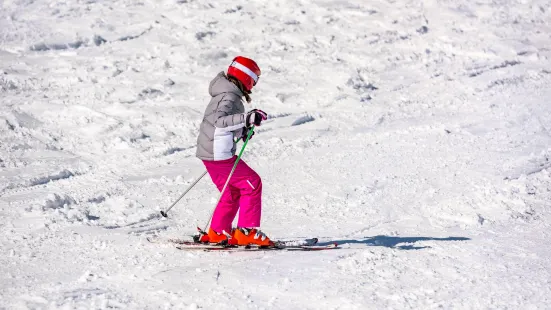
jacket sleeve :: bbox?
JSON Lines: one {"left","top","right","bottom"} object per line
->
{"left": 213, "top": 99, "right": 245, "bottom": 130}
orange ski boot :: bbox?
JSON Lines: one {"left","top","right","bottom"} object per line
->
{"left": 207, "top": 228, "right": 237, "bottom": 245}
{"left": 197, "top": 231, "right": 209, "bottom": 243}
{"left": 233, "top": 228, "right": 274, "bottom": 247}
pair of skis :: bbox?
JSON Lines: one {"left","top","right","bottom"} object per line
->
{"left": 147, "top": 236, "right": 339, "bottom": 252}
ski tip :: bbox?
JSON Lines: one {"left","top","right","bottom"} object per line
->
{"left": 160, "top": 211, "right": 168, "bottom": 218}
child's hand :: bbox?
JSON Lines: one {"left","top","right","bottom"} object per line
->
{"left": 245, "top": 109, "right": 267, "bottom": 127}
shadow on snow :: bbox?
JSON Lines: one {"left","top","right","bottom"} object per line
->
{"left": 320, "top": 235, "right": 471, "bottom": 250}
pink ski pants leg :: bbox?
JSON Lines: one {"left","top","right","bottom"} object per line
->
{"left": 203, "top": 156, "right": 262, "bottom": 233}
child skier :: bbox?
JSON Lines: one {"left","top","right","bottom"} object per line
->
{"left": 195, "top": 56, "right": 273, "bottom": 246}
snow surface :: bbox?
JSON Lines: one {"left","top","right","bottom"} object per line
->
{"left": 1, "top": 0, "right": 551, "bottom": 309}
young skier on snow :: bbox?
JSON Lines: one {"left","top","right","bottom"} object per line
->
{"left": 195, "top": 56, "right": 273, "bottom": 246}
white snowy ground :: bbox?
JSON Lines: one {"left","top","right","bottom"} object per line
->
{"left": 1, "top": 0, "right": 551, "bottom": 308}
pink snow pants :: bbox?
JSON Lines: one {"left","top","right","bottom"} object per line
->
{"left": 202, "top": 156, "right": 262, "bottom": 234}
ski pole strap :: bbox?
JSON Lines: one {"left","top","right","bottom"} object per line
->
{"left": 236, "top": 126, "right": 254, "bottom": 160}
{"left": 202, "top": 126, "right": 255, "bottom": 231}
{"left": 234, "top": 126, "right": 255, "bottom": 144}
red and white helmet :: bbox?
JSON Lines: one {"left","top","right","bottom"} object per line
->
{"left": 227, "top": 56, "right": 261, "bottom": 92}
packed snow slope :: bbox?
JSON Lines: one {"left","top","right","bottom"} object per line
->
{"left": 1, "top": 0, "right": 551, "bottom": 309}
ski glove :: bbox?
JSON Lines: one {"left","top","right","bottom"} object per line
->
{"left": 245, "top": 109, "right": 267, "bottom": 128}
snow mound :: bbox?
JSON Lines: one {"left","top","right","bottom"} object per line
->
{"left": 34, "top": 193, "right": 98, "bottom": 224}
{"left": 291, "top": 114, "right": 315, "bottom": 126}
{"left": 92, "top": 196, "right": 159, "bottom": 229}
{"left": 41, "top": 193, "right": 75, "bottom": 211}
{"left": 29, "top": 170, "right": 75, "bottom": 186}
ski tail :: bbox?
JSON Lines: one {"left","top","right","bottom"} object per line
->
{"left": 275, "top": 238, "right": 318, "bottom": 247}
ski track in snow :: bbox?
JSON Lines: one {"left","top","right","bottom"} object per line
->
{"left": 1, "top": 0, "right": 551, "bottom": 309}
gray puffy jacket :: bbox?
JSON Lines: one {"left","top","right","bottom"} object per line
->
{"left": 196, "top": 72, "right": 247, "bottom": 161}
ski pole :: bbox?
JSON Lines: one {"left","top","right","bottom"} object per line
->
{"left": 160, "top": 170, "right": 208, "bottom": 218}
{"left": 201, "top": 126, "right": 255, "bottom": 232}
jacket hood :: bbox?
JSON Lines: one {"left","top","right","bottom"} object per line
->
{"left": 209, "top": 71, "right": 243, "bottom": 97}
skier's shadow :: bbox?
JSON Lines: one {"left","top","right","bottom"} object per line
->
{"left": 319, "top": 235, "right": 470, "bottom": 250}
